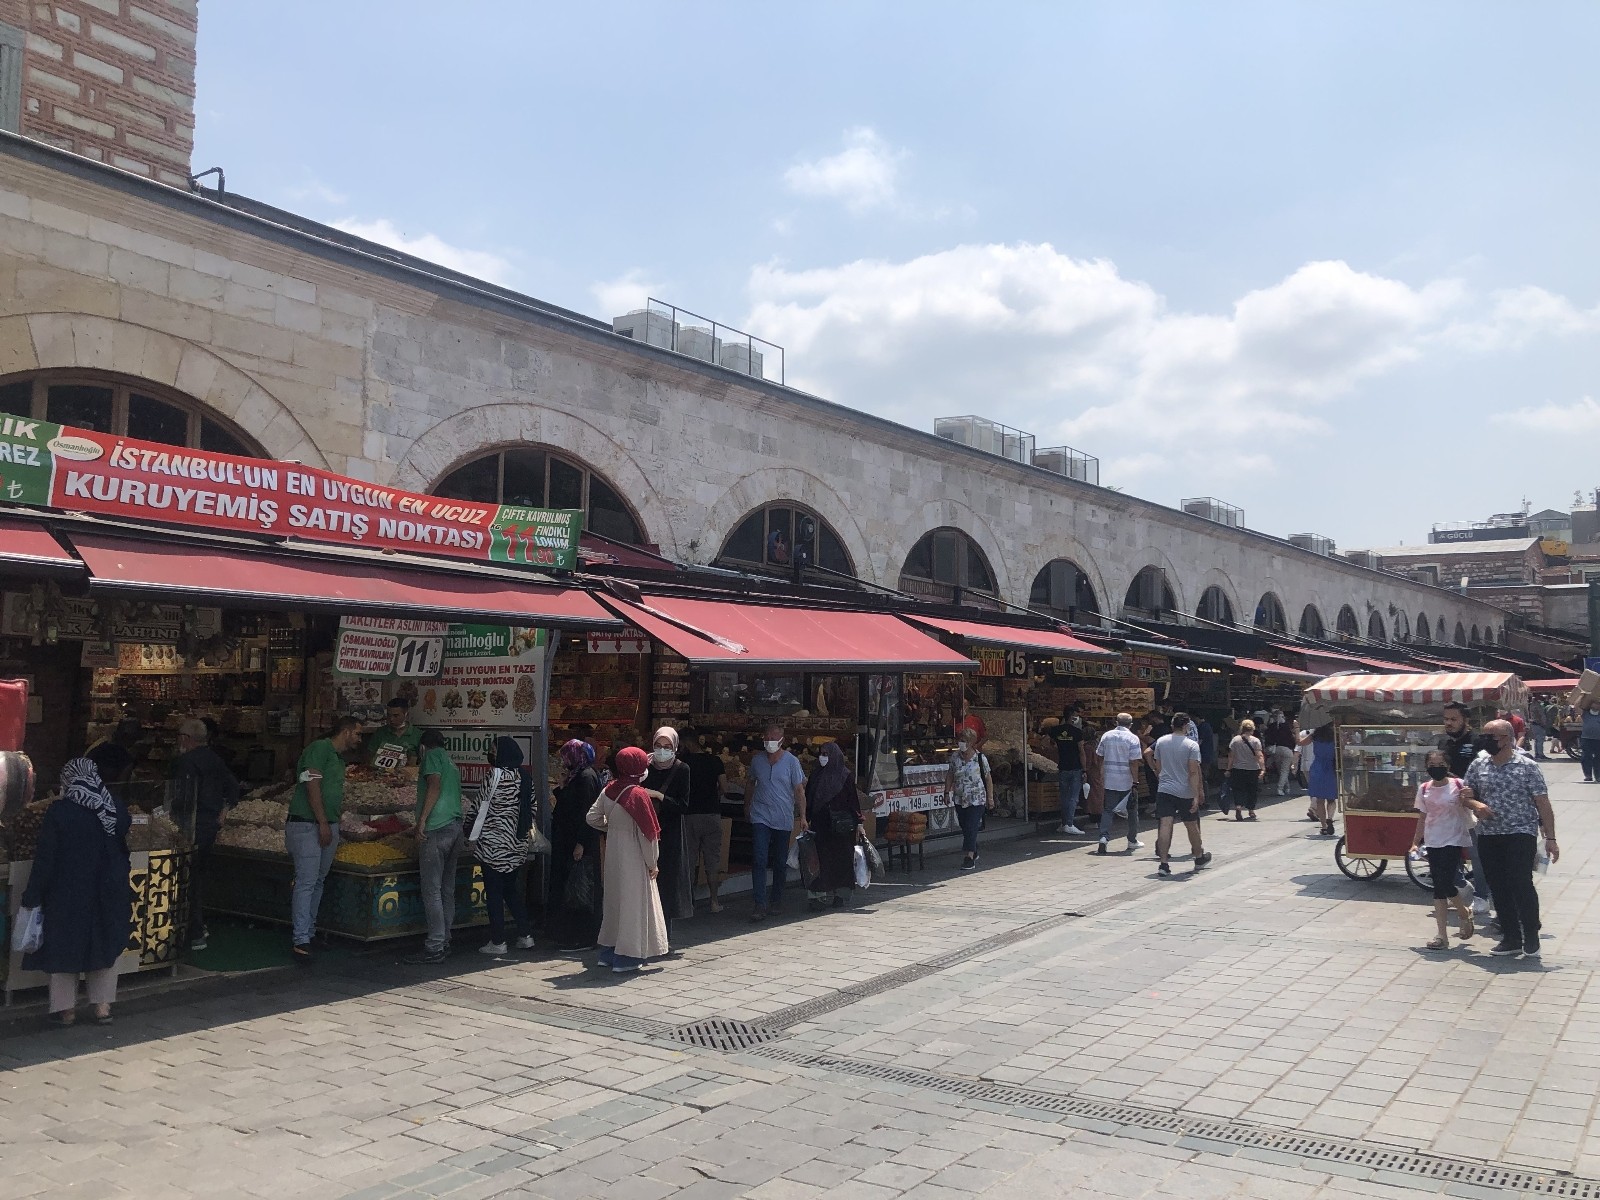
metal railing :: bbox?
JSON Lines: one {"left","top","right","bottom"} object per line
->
{"left": 610, "top": 299, "right": 784, "bottom": 385}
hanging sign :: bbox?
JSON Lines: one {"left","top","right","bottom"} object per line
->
{"left": 0, "top": 417, "right": 584, "bottom": 567}
{"left": 588, "top": 628, "right": 650, "bottom": 655}
{"left": 415, "top": 625, "right": 544, "bottom": 728}
{"left": 334, "top": 617, "right": 450, "bottom": 679}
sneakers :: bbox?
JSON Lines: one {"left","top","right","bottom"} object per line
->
{"left": 1127, "top": 839, "right": 1144, "bottom": 850}
{"left": 478, "top": 941, "right": 508, "bottom": 956}
{"left": 749, "top": 908, "right": 767, "bottom": 923}
{"left": 1096, "top": 838, "right": 1108, "bottom": 856}
{"left": 1158, "top": 862, "right": 1172, "bottom": 877}
{"left": 1194, "top": 851, "right": 1213, "bottom": 869}
{"left": 1063, "top": 824, "right": 1086, "bottom": 836}
{"left": 1489, "top": 940, "right": 1523, "bottom": 957}
{"left": 1521, "top": 945, "right": 1542, "bottom": 961}
{"left": 403, "top": 948, "right": 447, "bottom": 965}
{"left": 291, "top": 943, "right": 314, "bottom": 965}
{"left": 959, "top": 857, "right": 977, "bottom": 871}
{"left": 515, "top": 935, "right": 537, "bottom": 950}
{"left": 612, "top": 962, "right": 641, "bottom": 974}
{"left": 189, "top": 929, "right": 209, "bottom": 952}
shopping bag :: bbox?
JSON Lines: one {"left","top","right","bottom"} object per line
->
{"left": 853, "top": 845, "right": 871, "bottom": 889}
{"left": 11, "top": 905, "right": 42, "bottom": 954}
{"left": 522, "top": 825, "right": 552, "bottom": 861}
{"left": 794, "top": 831, "right": 820, "bottom": 890}
{"left": 562, "top": 858, "right": 598, "bottom": 915}
{"left": 786, "top": 838, "right": 800, "bottom": 871}
{"left": 860, "top": 835, "right": 885, "bottom": 879}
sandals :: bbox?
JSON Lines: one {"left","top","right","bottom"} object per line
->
{"left": 1425, "top": 936, "right": 1450, "bottom": 951}
{"left": 1458, "top": 917, "right": 1475, "bottom": 940}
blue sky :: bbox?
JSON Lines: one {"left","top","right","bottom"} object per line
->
{"left": 193, "top": 2, "right": 1600, "bottom": 547}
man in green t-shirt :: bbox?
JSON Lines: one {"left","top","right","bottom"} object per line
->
{"left": 404, "top": 728, "right": 465, "bottom": 965}
{"left": 286, "top": 716, "right": 364, "bottom": 961}
{"left": 366, "top": 698, "right": 422, "bottom": 770}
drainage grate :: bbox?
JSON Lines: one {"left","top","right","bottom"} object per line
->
{"left": 670, "top": 1019, "right": 782, "bottom": 1052}
{"left": 749, "top": 1047, "right": 1600, "bottom": 1197}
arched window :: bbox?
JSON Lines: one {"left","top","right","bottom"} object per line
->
{"left": 1196, "top": 586, "right": 1234, "bottom": 626}
{"left": 1123, "top": 566, "right": 1177, "bottom": 616}
{"left": 1497, "top": 626, "right": 1507, "bottom": 645}
{"left": 0, "top": 369, "right": 261, "bottom": 457}
{"left": 1299, "top": 605, "right": 1326, "bottom": 638}
{"left": 899, "top": 528, "right": 995, "bottom": 602}
{"left": 432, "top": 446, "right": 643, "bottom": 544}
{"left": 1469, "top": 625, "right": 1481, "bottom": 646}
{"left": 1415, "top": 612, "right": 1429, "bottom": 644}
{"left": 1029, "top": 559, "right": 1100, "bottom": 620}
{"left": 1454, "top": 621, "right": 1467, "bottom": 646}
{"left": 1436, "top": 616, "right": 1448, "bottom": 643}
{"left": 1368, "top": 611, "right": 1386, "bottom": 642}
{"left": 1392, "top": 611, "right": 1410, "bottom": 642}
{"left": 1336, "top": 605, "right": 1360, "bottom": 640}
{"left": 718, "top": 504, "right": 853, "bottom": 577}
{"left": 1254, "top": 592, "right": 1287, "bottom": 634}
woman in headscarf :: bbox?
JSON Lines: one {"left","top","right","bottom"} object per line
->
{"left": 549, "top": 738, "right": 602, "bottom": 953}
{"left": 587, "top": 746, "right": 669, "bottom": 973}
{"left": 466, "top": 736, "right": 534, "bottom": 955}
{"left": 805, "top": 741, "right": 863, "bottom": 910}
{"left": 643, "top": 726, "right": 693, "bottom": 922}
{"left": 21, "top": 758, "right": 133, "bottom": 1025}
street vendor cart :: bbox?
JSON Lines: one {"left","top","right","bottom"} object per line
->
{"left": 1300, "top": 671, "right": 1527, "bottom": 890}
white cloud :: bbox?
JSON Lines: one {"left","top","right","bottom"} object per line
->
{"left": 1443, "top": 286, "right": 1600, "bottom": 350}
{"left": 332, "top": 218, "right": 516, "bottom": 286}
{"left": 784, "top": 127, "right": 905, "bottom": 213}
{"left": 589, "top": 269, "right": 663, "bottom": 319}
{"left": 1494, "top": 394, "right": 1600, "bottom": 433}
{"left": 744, "top": 243, "right": 1593, "bottom": 481}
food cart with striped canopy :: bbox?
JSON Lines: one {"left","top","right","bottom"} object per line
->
{"left": 1300, "top": 672, "right": 1528, "bottom": 886}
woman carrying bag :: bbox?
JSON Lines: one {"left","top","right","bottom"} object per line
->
{"left": 1226, "top": 719, "right": 1267, "bottom": 821}
{"left": 805, "top": 741, "right": 863, "bottom": 910}
{"left": 549, "top": 739, "right": 602, "bottom": 953}
{"left": 467, "top": 737, "right": 536, "bottom": 955}
{"left": 945, "top": 726, "right": 994, "bottom": 871}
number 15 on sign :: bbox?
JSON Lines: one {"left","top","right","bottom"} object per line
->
{"left": 395, "top": 635, "right": 444, "bottom": 678}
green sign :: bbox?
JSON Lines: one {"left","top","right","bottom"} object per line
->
{"left": 487, "top": 507, "right": 584, "bottom": 570}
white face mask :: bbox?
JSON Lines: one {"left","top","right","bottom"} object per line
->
{"left": 818, "top": 754, "right": 831, "bottom": 767}
{"left": 763, "top": 739, "right": 781, "bottom": 754}
{"left": 651, "top": 747, "right": 675, "bottom": 765}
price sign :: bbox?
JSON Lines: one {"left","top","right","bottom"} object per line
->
{"left": 395, "top": 635, "right": 444, "bottom": 678}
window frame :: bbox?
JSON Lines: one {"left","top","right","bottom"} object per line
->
{"left": 430, "top": 444, "right": 646, "bottom": 545}
{"left": 0, "top": 369, "right": 262, "bottom": 456}
{"left": 716, "top": 502, "right": 855, "bottom": 577}
{"left": 900, "top": 527, "right": 996, "bottom": 596}
{"left": 0, "top": 23, "right": 22, "bottom": 135}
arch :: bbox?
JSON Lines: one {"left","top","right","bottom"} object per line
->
{"left": 884, "top": 498, "right": 1012, "bottom": 602}
{"left": 1436, "top": 616, "right": 1448, "bottom": 643}
{"left": 1367, "top": 611, "right": 1386, "bottom": 643}
{"left": 1497, "top": 625, "right": 1507, "bottom": 645}
{"left": 899, "top": 526, "right": 999, "bottom": 606}
{"left": 1469, "top": 624, "right": 1481, "bottom": 646}
{"left": 1336, "top": 605, "right": 1361, "bottom": 640}
{"left": 1019, "top": 535, "right": 1111, "bottom": 627}
{"left": 1196, "top": 585, "right": 1235, "bottom": 626}
{"left": 430, "top": 443, "right": 647, "bottom": 545}
{"left": 1254, "top": 592, "right": 1288, "bottom": 634}
{"left": 1029, "top": 558, "right": 1101, "bottom": 621}
{"left": 0, "top": 312, "right": 325, "bottom": 465}
{"left": 1391, "top": 610, "right": 1410, "bottom": 642}
{"left": 1454, "top": 621, "right": 1467, "bottom": 646}
{"left": 1124, "top": 565, "right": 1179, "bottom": 617}
{"left": 1299, "top": 605, "right": 1326, "bottom": 639}
{"left": 1114, "top": 549, "right": 1188, "bottom": 619}
{"left": 699, "top": 466, "right": 872, "bottom": 583}
{"left": 391, "top": 403, "right": 672, "bottom": 552}
{"left": 1415, "top": 612, "right": 1430, "bottom": 644}
{"left": 717, "top": 501, "right": 854, "bottom": 578}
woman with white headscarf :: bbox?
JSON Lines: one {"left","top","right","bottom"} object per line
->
{"left": 643, "top": 727, "right": 693, "bottom": 921}
{"left": 21, "top": 758, "right": 133, "bottom": 1025}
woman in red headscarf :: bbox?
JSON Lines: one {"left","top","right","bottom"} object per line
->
{"left": 586, "top": 745, "right": 669, "bottom": 972}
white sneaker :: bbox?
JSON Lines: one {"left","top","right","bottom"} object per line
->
{"left": 514, "top": 935, "right": 536, "bottom": 950}
{"left": 1127, "top": 839, "right": 1144, "bottom": 850}
{"left": 1064, "top": 825, "right": 1085, "bottom": 836}
{"left": 478, "top": 942, "right": 508, "bottom": 956}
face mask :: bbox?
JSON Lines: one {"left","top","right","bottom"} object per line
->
{"left": 1427, "top": 765, "right": 1449, "bottom": 782}
{"left": 651, "top": 747, "right": 675, "bottom": 765}
{"left": 1070, "top": 716, "right": 1082, "bottom": 727}
{"left": 1478, "top": 736, "right": 1500, "bottom": 755}
{"left": 818, "top": 755, "right": 831, "bottom": 768}
{"left": 763, "top": 739, "right": 781, "bottom": 754}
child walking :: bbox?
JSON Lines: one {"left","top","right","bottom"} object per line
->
{"left": 1412, "top": 749, "right": 1475, "bottom": 950}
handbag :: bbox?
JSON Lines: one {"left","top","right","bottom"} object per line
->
{"left": 522, "top": 824, "right": 551, "bottom": 860}
{"left": 859, "top": 834, "right": 885, "bottom": 878}
{"left": 11, "top": 905, "right": 42, "bottom": 954}
{"left": 561, "top": 857, "right": 598, "bottom": 915}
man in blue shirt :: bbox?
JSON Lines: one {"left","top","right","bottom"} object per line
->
{"left": 744, "top": 722, "right": 807, "bottom": 922}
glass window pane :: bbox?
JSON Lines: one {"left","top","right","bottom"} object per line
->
{"left": 547, "top": 456, "right": 583, "bottom": 510}
{"left": 903, "top": 533, "right": 934, "bottom": 580}
{"left": 965, "top": 541, "right": 993, "bottom": 591}
{"left": 586, "top": 475, "right": 641, "bottom": 543}
{"left": 932, "top": 532, "right": 959, "bottom": 584}
{"left": 501, "top": 449, "right": 545, "bottom": 507}
{"left": 766, "top": 507, "right": 793, "bottom": 565}
{"left": 435, "top": 455, "right": 501, "bottom": 504}
{"left": 200, "top": 419, "right": 250, "bottom": 457}
{"left": 0, "top": 381, "right": 32, "bottom": 418}
{"left": 721, "top": 511, "right": 765, "bottom": 563}
{"left": 128, "top": 392, "right": 190, "bottom": 447}
{"left": 46, "top": 384, "right": 113, "bottom": 433}
{"left": 818, "top": 524, "right": 851, "bottom": 576}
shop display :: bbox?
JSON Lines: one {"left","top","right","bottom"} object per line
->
{"left": 1337, "top": 725, "right": 1440, "bottom": 813}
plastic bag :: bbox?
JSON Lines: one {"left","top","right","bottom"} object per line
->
{"left": 11, "top": 905, "right": 42, "bottom": 954}
{"left": 853, "top": 844, "right": 871, "bottom": 889}
{"left": 860, "top": 836, "right": 885, "bottom": 879}
{"left": 794, "top": 831, "right": 820, "bottom": 890}
{"left": 522, "top": 825, "right": 551, "bottom": 860}
{"left": 562, "top": 858, "right": 598, "bottom": 915}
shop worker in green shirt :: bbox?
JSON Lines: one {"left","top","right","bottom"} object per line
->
{"left": 367, "top": 697, "right": 422, "bottom": 770}
{"left": 404, "top": 728, "right": 464, "bottom": 965}
{"left": 286, "top": 716, "right": 363, "bottom": 963}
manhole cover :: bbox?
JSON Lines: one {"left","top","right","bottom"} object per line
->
{"left": 670, "top": 1019, "right": 781, "bottom": 1051}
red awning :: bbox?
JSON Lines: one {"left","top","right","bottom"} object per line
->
{"left": 1230, "top": 657, "right": 1320, "bottom": 682}
{"left": 1358, "top": 657, "right": 1420, "bottom": 673}
{"left": 900, "top": 615, "right": 1117, "bottom": 659}
{"left": 66, "top": 531, "right": 619, "bottom": 628}
{"left": 1526, "top": 678, "right": 1579, "bottom": 693}
{"left": 1304, "top": 671, "right": 1526, "bottom": 708}
{"left": 602, "top": 595, "right": 976, "bottom": 671}
{"left": 0, "top": 515, "right": 81, "bottom": 575}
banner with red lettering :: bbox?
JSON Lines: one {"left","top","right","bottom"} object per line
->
{"left": 0, "top": 416, "right": 583, "bottom": 568}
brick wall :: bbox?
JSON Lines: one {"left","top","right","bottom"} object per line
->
{"left": 0, "top": 0, "right": 195, "bottom": 185}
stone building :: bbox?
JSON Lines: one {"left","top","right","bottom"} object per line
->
{"left": 0, "top": 9, "right": 1511, "bottom": 649}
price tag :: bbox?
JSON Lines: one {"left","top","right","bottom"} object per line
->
{"left": 395, "top": 635, "right": 444, "bottom": 678}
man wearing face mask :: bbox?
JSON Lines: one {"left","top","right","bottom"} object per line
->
{"left": 1461, "top": 719, "right": 1557, "bottom": 960}
{"left": 1442, "top": 703, "right": 1490, "bottom": 918}
{"left": 745, "top": 723, "right": 807, "bottom": 922}
{"left": 1050, "top": 704, "right": 1087, "bottom": 836}
{"left": 643, "top": 728, "right": 693, "bottom": 923}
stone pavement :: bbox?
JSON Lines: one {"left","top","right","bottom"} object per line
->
{"left": 3, "top": 758, "right": 1600, "bottom": 1199}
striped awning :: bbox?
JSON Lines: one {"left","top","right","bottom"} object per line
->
{"left": 1303, "top": 671, "right": 1526, "bottom": 708}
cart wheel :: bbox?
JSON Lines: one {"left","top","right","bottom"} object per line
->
{"left": 1404, "top": 851, "right": 1432, "bottom": 892}
{"left": 1335, "top": 835, "right": 1387, "bottom": 881}
{"left": 1566, "top": 738, "right": 1582, "bottom": 761}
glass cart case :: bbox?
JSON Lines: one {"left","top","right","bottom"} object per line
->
{"left": 1334, "top": 723, "right": 1443, "bottom": 880}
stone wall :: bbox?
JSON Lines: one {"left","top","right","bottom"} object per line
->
{"left": 0, "top": 0, "right": 195, "bottom": 185}
{"left": 0, "top": 142, "right": 1514, "bottom": 646}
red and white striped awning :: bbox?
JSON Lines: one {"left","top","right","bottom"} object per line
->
{"left": 1303, "top": 671, "right": 1526, "bottom": 707}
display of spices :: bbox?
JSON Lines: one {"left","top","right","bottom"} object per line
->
{"left": 334, "top": 840, "right": 410, "bottom": 867}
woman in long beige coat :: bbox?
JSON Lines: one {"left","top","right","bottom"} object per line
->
{"left": 587, "top": 745, "right": 669, "bottom": 973}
